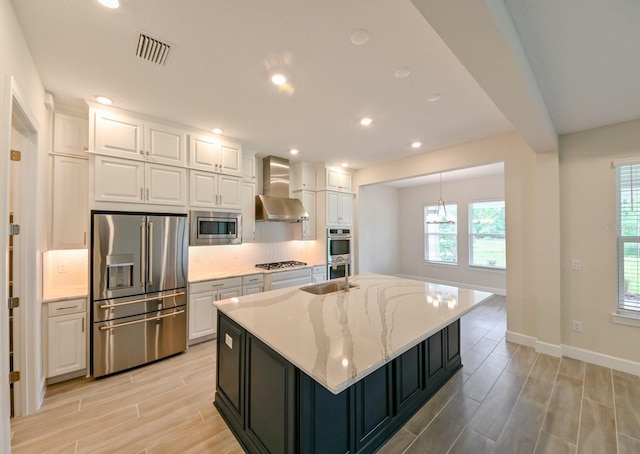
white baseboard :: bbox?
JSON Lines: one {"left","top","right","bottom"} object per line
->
{"left": 506, "top": 331, "right": 640, "bottom": 375}
{"left": 396, "top": 274, "right": 507, "bottom": 296}
{"left": 563, "top": 345, "right": 640, "bottom": 376}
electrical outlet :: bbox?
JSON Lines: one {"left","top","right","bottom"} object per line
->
{"left": 572, "top": 320, "right": 583, "bottom": 333}
{"left": 572, "top": 259, "right": 582, "bottom": 271}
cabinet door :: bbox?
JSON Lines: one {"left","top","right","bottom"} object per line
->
{"left": 190, "top": 170, "right": 219, "bottom": 207}
{"left": 93, "top": 110, "right": 143, "bottom": 159}
{"left": 217, "top": 314, "right": 245, "bottom": 427}
{"left": 243, "top": 284, "right": 263, "bottom": 295}
{"left": 218, "top": 175, "right": 241, "bottom": 209}
{"left": 300, "top": 190, "right": 315, "bottom": 240}
{"left": 189, "top": 291, "right": 216, "bottom": 341}
{"left": 47, "top": 312, "right": 86, "bottom": 377}
{"left": 242, "top": 149, "right": 257, "bottom": 182}
{"left": 219, "top": 287, "right": 242, "bottom": 300}
{"left": 53, "top": 113, "right": 88, "bottom": 157}
{"left": 189, "top": 134, "right": 219, "bottom": 171}
{"left": 338, "top": 173, "right": 352, "bottom": 192}
{"left": 326, "top": 168, "right": 341, "bottom": 191}
{"left": 354, "top": 364, "right": 393, "bottom": 452}
{"left": 338, "top": 193, "right": 353, "bottom": 226}
{"left": 219, "top": 140, "right": 242, "bottom": 176}
{"left": 144, "top": 121, "right": 186, "bottom": 166}
{"left": 52, "top": 156, "right": 89, "bottom": 249}
{"left": 240, "top": 182, "right": 256, "bottom": 242}
{"left": 145, "top": 163, "right": 187, "bottom": 206}
{"left": 94, "top": 155, "right": 145, "bottom": 203}
{"left": 326, "top": 191, "right": 340, "bottom": 225}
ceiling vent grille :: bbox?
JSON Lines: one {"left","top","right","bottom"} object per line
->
{"left": 135, "top": 32, "right": 171, "bottom": 65}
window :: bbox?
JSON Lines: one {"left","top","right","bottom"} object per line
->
{"left": 469, "top": 200, "right": 506, "bottom": 268}
{"left": 424, "top": 204, "right": 457, "bottom": 264}
{"left": 617, "top": 163, "right": 640, "bottom": 313}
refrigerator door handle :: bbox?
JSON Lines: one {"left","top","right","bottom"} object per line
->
{"left": 139, "top": 221, "right": 145, "bottom": 287}
{"left": 147, "top": 221, "right": 153, "bottom": 285}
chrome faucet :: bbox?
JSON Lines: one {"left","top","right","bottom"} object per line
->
{"left": 332, "top": 255, "right": 349, "bottom": 291}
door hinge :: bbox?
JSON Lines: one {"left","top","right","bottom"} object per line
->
{"left": 9, "top": 224, "right": 20, "bottom": 236}
{"left": 10, "top": 149, "right": 21, "bottom": 161}
{"left": 9, "top": 371, "right": 20, "bottom": 384}
{"left": 8, "top": 297, "right": 19, "bottom": 310}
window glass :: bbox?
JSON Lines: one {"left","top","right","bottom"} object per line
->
{"left": 424, "top": 204, "right": 457, "bottom": 264}
{"left": 469, "top": 200, "right": 506, "bottom": 268}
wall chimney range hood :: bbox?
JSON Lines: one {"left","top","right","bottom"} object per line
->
{"left": 255, "top": 156, "right": 309, "bottom": 222}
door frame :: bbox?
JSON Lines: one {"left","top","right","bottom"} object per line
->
{"left": 1, "top": 74, "right": 42, "bottom": 451}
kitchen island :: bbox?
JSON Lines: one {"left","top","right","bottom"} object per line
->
{"left": 213, "top": 274, "right": 493, "bottom": 454}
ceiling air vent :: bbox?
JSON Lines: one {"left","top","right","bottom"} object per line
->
{"left": 135, "top": 31, "right": 171, "bottom": 65}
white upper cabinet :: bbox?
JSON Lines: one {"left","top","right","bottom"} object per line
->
{"left": 53, "top": 113, "right": 88, "bottom": 158}
{"left": 189, "top": 170, "right": 241, "bottom": 209}
{"left": 325, "top": 191, "right": 353, "bottom": 227}
{"left": 144, "top": 121, "right": 186, "bottom": 166}
{"left": 316, "top": 164, "right": 352, "bottom": 192}
{"left": 91, "top": 108, "right": 186, "bottom": 166}
{"left": 242, "top": 149, "right": 257, "bottom": 182}
{"left": 294, "top": 190, "right": 316, "bottom": 240}
{"left": 189, "top": 134, "right": 242, "bottom": 176}
{"left": 241, "top": 181, "right": 256, "bottom": 242}
{"left": 94, "top": 155, "right": 187, "bottom": 206}
{"left": 292, "top": 162, "right": 316, "bottom": 191}
{"left": 93, "top": 110, "right": 143, "bottom": 159}
{"left": 52, "top": 155, "right": 89, "bottom": 249}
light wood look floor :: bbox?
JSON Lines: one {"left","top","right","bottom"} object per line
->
{"left": 11, "top": 296, "right": 640, "bottom": 453}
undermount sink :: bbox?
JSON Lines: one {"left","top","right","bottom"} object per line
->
{"left": 300, "top": 281, "right": 358, "bottom": 295}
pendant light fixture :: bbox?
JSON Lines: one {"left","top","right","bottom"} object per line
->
{"left": 426, "top": 173, "right": 455, "bottom": 225}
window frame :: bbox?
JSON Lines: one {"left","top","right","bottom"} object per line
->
{"left": 468, "top": 199, "right": 506, "bottom": 270}
{"left": 424, "top": 203, "right": 458, "bottom": 265}
{"left": 615, "top": 162, "right": 640, "bottom": 315}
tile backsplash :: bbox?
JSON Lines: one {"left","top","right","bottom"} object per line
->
{"left": 42, "top": 249, "right": 88, "bottom": 300}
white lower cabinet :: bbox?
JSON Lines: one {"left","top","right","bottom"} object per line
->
{"left": 188, "top": 277, "right": 242, "bottom": 344}
{"left": 46, "top": 298, "right": 87, "bottom": 380}
{"left": 312, "top": 265, "right": 326, "bottom": 283}
{"left": 242, "top": 274, "right": 264, "bottom": 295}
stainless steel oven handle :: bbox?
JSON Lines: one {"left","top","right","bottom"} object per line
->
{"left": 99, "top": 309, "right": 185, "bottom": 330}
{"left": 98, "top": 291, "right": 185, "bottom": 309}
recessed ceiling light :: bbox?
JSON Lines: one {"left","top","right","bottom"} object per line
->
{"left": 212, "top": 128, "right": 223, "bottom": 134}
{"left": 427, "top": 93, "right": 442, "bottom": 102}
{"left": 96, "top": 96, "right": 112, "bottom": 105}
{"left": 350, "top": 30, "right": 370, "bottom": 46}
{"left": 341, "top": 162, "right": 349, "bottom": 168}
{"left": 395, "top": 68, "right": 411, "bottom": 79}
{"left": 411, "top": 142, "right": 422, "bottom": 149}
{"left": 290, "top": 149, "right": 299, "bottom": 155}
{"left": 97, "top": 0, "right": 119, "bottom": 9}
{"left": 271, "top": 73, "right": 287, "bottom": 86}
{"left": 360, "top": 117, "right": 373, "bottom": 126}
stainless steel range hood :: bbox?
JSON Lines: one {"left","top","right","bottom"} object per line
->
{"left": 255, "top": 156, "right": 309, "bottom": 222}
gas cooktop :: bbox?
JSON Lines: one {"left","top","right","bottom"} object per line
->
{"left": 255, "top": 261, "right": 308, "bottom": 271}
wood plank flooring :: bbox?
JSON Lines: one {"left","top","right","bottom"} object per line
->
{"left": 10, "top": 295, "right": 640, "bottom": 453}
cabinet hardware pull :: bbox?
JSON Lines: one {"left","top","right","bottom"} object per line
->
{"left": 146, "top": 150, "right": 150, "bottom": 156}
{"left": 82, "top": 317, "right": 85, "bottom": 333}
{"left": 140, "top": 150, "right": 145, "bottom": 155}
{"left": 83, "top": 232, "right": 87, "bottom": 246}
{"left": 140, "top": 188, "right": 144, "bottom": 200}
{"left": 99, "top": 291, "right": 185, "bottom": 309}
{"left": 146, "top": 188, "right": 149, "bottom": 200}
{"left": 56, "top": 305, "right": 78, "bottom": 311}
{"left": 211, "top": 283, "right": 224, "bottom": 287}
{"left": 99, "top": 309, "right": 185, "bottom": 330}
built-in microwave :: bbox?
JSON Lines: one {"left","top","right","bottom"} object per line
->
{"left": 189, "top": 210, "right": 242, "bottom": 246}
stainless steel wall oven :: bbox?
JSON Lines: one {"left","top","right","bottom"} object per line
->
{"left": 327, "top": 228, "right": 352, "bottom": 279}
{"left": 91, "top": 211, "right": 188, "bottom": 377}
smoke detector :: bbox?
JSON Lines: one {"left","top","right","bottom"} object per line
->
{"left": 135, "top": 31, "right": 172, "bottom": 66}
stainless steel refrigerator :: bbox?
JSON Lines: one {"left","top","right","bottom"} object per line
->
{"left": 91, "top": 211, "right": 188, "bottom": 377}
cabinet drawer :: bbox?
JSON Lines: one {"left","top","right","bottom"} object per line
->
{"left": 48, "top": 298, "right": 86, "bottom": 316}
{"left": 242, "top": 274, "right": 264, "bottom": 286}
{"left": 190, "top": 277, "right": 243, "bottom": 294}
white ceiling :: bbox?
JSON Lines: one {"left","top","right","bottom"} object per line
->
{"left": 10, "top": 0, "right": 640, "bottom": 170}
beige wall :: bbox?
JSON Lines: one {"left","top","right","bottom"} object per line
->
{"left": 560, "top": 119, "right": 640, "bottom": 363}
{"left": 354, "top": 132, "right": 558, "bottom": 347}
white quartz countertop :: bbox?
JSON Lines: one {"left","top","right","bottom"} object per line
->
{"left": 214, "top": 273, "right": 493, "bottom": 394}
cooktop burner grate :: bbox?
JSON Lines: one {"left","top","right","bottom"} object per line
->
{"left": 255, "top": 261, "right": 307, "bottom": 270}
